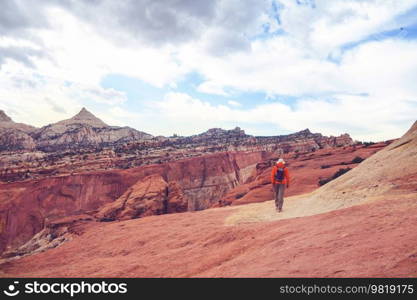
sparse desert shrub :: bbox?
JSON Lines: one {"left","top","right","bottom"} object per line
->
{"left": 318, "top": 167, "right": 352, "bottom": 186}
{"left": 318, "top": 178, "right": 331, "bottom": 186}
{"left": 351, "top": 156, "right": 364, "bottom": 164}
{"left": 332, "top": 167, "right": 352, "bottom": 179}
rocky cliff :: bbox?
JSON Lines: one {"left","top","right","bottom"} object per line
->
{"left": 0, "top": 151, "right": 265, "bottom": 255}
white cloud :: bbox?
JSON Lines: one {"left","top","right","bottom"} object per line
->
{"left": 0, "top": 0, "right": 416, "bottom": 142}
{"left": 64, "top": 83, "right": 127, "bottom": 105}
{"left": 228, "top": 100, "right": 241, "bottom": 107}
{"left": 32, "top": 7, "right": 189, "bottom": 87}
{"left": 0, "top": 62, "right": 128, "bottom": 127}
{"left": 126, "top": 92, "right": 416, "bottom": 141}
{"left": 197, "top": 80, "right": 229, "bottom": 96}
{"left": 278, "top": 0, "right": 417, "bottom": 57}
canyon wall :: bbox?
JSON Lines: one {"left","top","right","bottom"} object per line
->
{"left": 0, "top": 151, "right": 265, "bottom": 255}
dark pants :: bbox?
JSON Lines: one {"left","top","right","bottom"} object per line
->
{"left": 273, "top": 183, "right": 285, "bottom": 211}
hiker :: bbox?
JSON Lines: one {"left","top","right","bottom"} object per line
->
{"left": 271, "top": 158, "right": 290, "bottom": 212}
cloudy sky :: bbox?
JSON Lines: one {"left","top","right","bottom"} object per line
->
{"left": 1, "top": 0, "right": 417, "bottom": 141}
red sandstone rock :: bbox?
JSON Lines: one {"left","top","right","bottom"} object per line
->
{"left": 96, "top": 175, "right": 169, "bottom": 221}
{"left": 0, "top": 151, "right": 263, "bottom": 255}
{"left": 166, "top": 181, "right": 187, "bottom": 213}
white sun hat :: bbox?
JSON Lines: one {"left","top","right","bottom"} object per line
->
{"left": 276, "top": 158, "right": 285, "bottom": 164}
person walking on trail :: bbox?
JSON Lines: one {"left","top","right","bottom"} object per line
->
{"left": 271, "top": 158, "right": 290, "bottom": 212}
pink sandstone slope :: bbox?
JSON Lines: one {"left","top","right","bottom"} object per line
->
{"left": 0, "top": 193, "right": 416, "bottom": 277}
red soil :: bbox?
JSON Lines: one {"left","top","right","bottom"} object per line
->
{"left": 1, "top": 193, "right": 416, "bottom": 278}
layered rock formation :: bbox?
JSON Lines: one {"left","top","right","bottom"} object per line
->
{"left": 0, "top": 108, "right": 153, "bottom": 153}
{"left": 0, "top": 170, "right": 139, "bottom": 254}
{"left": 0, "top": 128, "right": 36, "bottom": 151}
{"left": 96, "top": 174, "right": 187, "bottom": 221}
{"left": 0, "top": 151, "right": 265, "bottom": 255}
{"left": 32, "top": 108, "right": 153, "bottom": 152}
{"left": 0, "top": 124, "right": 354, "bottom": 183}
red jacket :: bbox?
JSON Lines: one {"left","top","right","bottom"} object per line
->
{"left": 271, "top": 163, "right": 290, "bottom": 185}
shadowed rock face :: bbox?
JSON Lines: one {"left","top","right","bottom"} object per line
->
{"left": 0, "top": 171, "right": 138, "bottom": 254}
{"left": 95, "top": 174, "right": 182, "bottom": 221}
{"left": 0, "top": 128, "right": 36, "bottom": 151}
